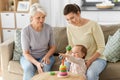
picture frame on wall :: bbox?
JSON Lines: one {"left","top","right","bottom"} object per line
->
{"left": 17, "top": 1, "right": 30, "bottom": 12}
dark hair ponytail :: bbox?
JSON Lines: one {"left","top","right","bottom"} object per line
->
{"left": 64, "top": 4, "right": 81, "bottom": 15}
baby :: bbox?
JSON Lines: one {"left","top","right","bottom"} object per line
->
{"left": 59, "top": 45, "right": 87, "bottom": 79}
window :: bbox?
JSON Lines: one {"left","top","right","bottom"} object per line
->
{"left": 82, "top": 0, "right": 120, "bottom": 6}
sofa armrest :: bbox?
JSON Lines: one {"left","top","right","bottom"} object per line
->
{"left": 0, "top": 39, "right": 14, "bottom": 71}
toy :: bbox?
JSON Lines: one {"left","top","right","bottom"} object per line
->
{"left": 49, "top": 71, "right": 55, "bottom": 75}
{"left": 57, "top": 45, "right": 72, "bottom": 77}
{"left": 59, "top": 45, "right": 72, "bottom": 60}
{"left": 57, "top": 59, "right": 68, "bottom": 77}
{"left": 66, "top": 45, "right": 72, "bottom": 52}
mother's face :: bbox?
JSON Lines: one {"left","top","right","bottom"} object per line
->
{"left": 65, "top": 12, "right": 80, "bottom": 26}
{"left": 31, "top": 12, "right": 46, "bottom": 26}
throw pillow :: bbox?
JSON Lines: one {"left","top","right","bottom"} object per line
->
{"left": 103, "top": 29, "right": 120, "bottom": 62}
{"left": 12, "top": 30, "right": 22, "bottom": 60}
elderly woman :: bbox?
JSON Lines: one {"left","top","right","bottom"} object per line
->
{"left": 20, "top": 3, "right": 55, "bottom": 80}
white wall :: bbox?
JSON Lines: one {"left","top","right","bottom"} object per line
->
{"left": 39, "top": 0, "right": 83, "bottom": 27}
{"left": 39, "top": 0, "right": 120, "bottom": 26}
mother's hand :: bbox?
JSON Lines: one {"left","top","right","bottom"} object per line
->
{"left": 86, "top": 60, "right": 92, "bottom": 68}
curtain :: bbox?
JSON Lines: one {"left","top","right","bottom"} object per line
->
{"left": 39, "top": 0, "right": 82, "bottom": 27}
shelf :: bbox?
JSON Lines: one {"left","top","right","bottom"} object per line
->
{"left": 0, "top": 0, "right": 39, "bottom": 12}
{"left": 0, "top": 0, "right": 39, "bottom": 42}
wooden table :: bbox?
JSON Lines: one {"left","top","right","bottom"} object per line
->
{"left": 31, "top": 71, "right": 85, "bottom": 80}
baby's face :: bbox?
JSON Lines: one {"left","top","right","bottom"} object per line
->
{"left": 72, "top": 46, "right": 84, "bottom": 58}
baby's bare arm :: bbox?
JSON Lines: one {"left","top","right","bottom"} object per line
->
{"left": 59, "top": 53, "right": 69, "bottom": 59}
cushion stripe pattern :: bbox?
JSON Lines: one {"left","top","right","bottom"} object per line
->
{"left": 103, "top": 29, "right": 120, "bottom": 62}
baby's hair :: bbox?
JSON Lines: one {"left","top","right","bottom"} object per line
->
{"left": 75, "top": 45, "right": 87, "bottom": 59}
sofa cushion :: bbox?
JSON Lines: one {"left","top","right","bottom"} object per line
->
{"left": 100, "top": 61, "right": 120, "bottom": 80}
{"left": 100, "top": 24, "right": 120, "bottom": 44}
{"left": 53, "top": 27, "right": 68, "bottom": 54}
{"left": 103, "top": 29, "right": 120, "bottom": 62}
{"left": 8, "top": 60, "right": 23, "bottom": 75}
{"left": 12, "top": 30, "right": 22, "bottom": 60}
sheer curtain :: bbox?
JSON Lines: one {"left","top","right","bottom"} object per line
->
{"left": 39, "top": 0, "right": 82, "bottom": 27}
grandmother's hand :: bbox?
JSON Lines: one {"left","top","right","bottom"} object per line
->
{"left": 41, "top": 56, "right": 50, "bottom": 64}
{"left": 36, "top": 62, "right": 43, "bottom": 73}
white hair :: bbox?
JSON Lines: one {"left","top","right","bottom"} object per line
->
{"left": 29, "top": 3, "right": 46, "bottom": 17}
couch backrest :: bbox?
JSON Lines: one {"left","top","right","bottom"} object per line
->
{"left": 100, "top": 24, "right": 120, "bottom": 43}
{"left": 53, "top": 27, "right": 68, "bottom": 54}
{"left": 53, "top": 24, "right": 120, "bottom": 54}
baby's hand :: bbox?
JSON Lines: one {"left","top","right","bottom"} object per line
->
{"left": 66, "top": 51, "right": 71, "bottom": 55}
{"left": 59, "top": 53, "right": 68, "bottom": 60}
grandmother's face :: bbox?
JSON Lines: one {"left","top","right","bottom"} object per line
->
{"left": 31, "top": 12, "right": 46, "bottom": 26}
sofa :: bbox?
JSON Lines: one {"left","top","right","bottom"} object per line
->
{"left": 0, "top": 24, "right": 120, "bottom": 80}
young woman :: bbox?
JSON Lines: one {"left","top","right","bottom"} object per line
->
{"left": 63, "top": 4, "right": 107, "bottom": 80}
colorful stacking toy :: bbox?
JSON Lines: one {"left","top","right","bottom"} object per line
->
{"left": 57, "top": 45, "right": 72, "bottom": 77}
{"left": 57, "top": 59, "right": 68, "bottom": 77}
